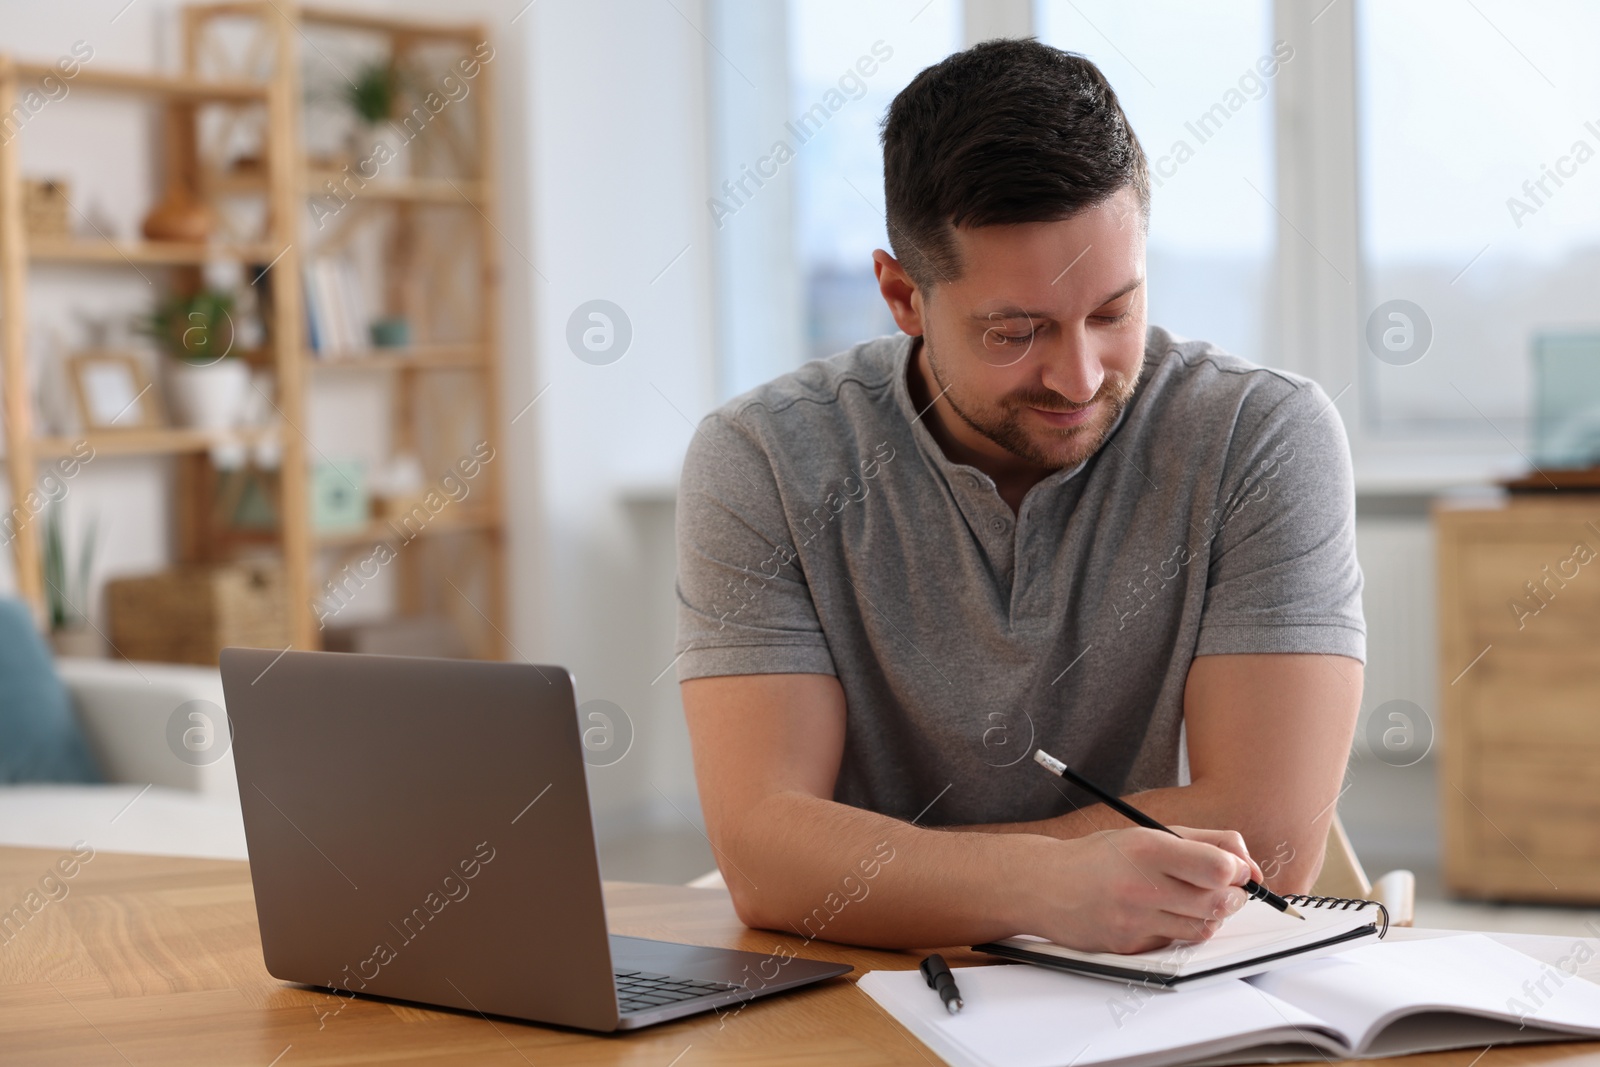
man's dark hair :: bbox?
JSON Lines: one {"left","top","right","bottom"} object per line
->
{"left": 880, "top": 38, "right": 1149, "bottom": 289}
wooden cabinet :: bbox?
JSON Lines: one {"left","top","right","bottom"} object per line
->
{"left": 1435, "top": 496, "right": 1600, "bottom": 902}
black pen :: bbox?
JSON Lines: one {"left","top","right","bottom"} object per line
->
{"left": 919, "top": 953, "right": 963, "bottom": 1014}
{"left": 1032, "top": 748, "right": 1304, "bottom": 920}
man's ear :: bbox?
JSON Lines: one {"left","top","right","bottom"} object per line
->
{"left": 872, "top": 249, "right": 926, "bottom": 337}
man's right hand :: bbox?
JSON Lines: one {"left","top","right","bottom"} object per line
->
{"left": 1007, "top": 826, "right": 1260, "bottom": 954}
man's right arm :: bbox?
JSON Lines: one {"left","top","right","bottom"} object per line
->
{"left": 682, "top": 671, "right": 1259, "bottom": 952}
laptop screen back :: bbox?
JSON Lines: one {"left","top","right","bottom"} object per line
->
{"left": 220, "top": 648, "right": 620, "bottom": 1031}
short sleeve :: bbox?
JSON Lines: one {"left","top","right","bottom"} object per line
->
{"left": 1193, "top": 382, "right": 1367, "bottom": 662}
{"left": 673, "top": 412, "right": 837, "bottom": 681}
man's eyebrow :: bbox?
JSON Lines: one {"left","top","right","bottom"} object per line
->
{"left": 1093, "top": 277, "right": 1144, "bottom": 305}
{"left": 970, "top": 308, "right": 1048, "bottom": 322}
{"left": 970, "top": 278, "right": 1144, "bottom": 322}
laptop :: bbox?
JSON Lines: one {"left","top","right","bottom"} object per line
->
{"left": 219, "top": 647, "right": 851, "bottom": 1032}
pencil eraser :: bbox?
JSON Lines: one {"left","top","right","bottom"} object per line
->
{"left": 1033, "top": 749, "right": 1066, "bottom": 775}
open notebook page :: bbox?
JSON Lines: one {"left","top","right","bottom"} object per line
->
{"left": 857, "top": 963, "right": 1340, "bottom": 1067}
{"left": 996, "top": 899, "right": 1376, "bottom": 977}
{"left": 859, "top": 934, "right": 1600, "bottom": 1067}
{"left": 1248, "top": 934, "right": 1600, "bottom": 1056}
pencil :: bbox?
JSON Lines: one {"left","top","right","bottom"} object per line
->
{"left": 1033, "top": 748, "right": 1304, "bottom": 920}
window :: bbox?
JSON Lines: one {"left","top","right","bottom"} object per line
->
{"left": 1356, "top": 0, "right": 1600, "bottom": 437}
{"left": 1036, "top": 0, "right": 1278, "bottom": 365}
{"left": 788, "top": 0, "right": 961, "bottom": 362}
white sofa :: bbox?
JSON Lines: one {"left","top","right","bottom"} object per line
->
{"left": 0, "top": 658, "right": 247, "bottom": 860}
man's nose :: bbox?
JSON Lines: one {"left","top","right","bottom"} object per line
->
{"left": 1038, "top": 328, "right": 1104, "bottom": 405}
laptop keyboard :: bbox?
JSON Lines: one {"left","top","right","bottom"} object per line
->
{"left": 614, "top": 969, "right": 743, "bottom": 1014}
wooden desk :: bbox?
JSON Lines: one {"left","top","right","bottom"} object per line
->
{"left": 2, "top": 845, "right": 1598, "bottom": 1066}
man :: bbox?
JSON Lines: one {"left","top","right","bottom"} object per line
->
{"left": 673, "top": 39, "right": 1364, "bottom": 953}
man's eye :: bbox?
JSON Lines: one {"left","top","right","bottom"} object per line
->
{"left": 1093, "top": 309, "right": 1132, "bottom": 325}
{"left": 981, "top": 323, "right": 1037, "bottom": 348}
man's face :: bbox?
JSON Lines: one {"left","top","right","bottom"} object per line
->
{"left": 891, "top": 186, "right": 1148, "bottom": 473}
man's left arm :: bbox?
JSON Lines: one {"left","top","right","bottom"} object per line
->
{"left": 958, "top": 653, "right": 1360, "bottom": 893}
{"left": 1116, "top": 652, "right": 1362, "bottom": 893}
{"left": 962, "top": 379, "right": 1366, "bottom": 892}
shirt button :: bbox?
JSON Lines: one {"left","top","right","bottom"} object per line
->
{"left": 967, "top": 473, "right": 983, "bottom": 489}
{"left": 989, "top": 516, "right": 1008, "bottom": 533}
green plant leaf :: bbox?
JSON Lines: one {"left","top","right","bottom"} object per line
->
{"left": 343, "top": 61, "right": 398, "bottom": 125}
{"left": 137, "top": 288, "right": 238, "bottom": 362}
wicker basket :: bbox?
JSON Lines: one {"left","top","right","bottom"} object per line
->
{"left": 106, "top": 561, "right": 289, "bottom": 666}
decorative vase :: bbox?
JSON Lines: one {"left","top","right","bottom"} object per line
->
{"left": 50, "top": 626, "right": 102, "bottom": 659}
{"left": 345, "top": 124, "right": 409, "bottom": 183}
{"left": 167, "top": 359, "right": 251, "bottom": 431}
{"left": 141, "top": 185, "right": 214, "bottom": 243}
{"left": 369, "top": 316, "right": 411, "bottom": 348}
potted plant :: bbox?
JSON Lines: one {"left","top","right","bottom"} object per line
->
{"left": 138, "top": 289, "right": 251, "bottom": 431}
{"left": 341, "top": 60, "right": 409, "bottom": 181}
{"left": 42, "top": 503, "right": 100, "bottom": 658}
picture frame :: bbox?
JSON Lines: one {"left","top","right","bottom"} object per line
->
{"left": 66, "top": 351, "right": 165, "bottom": 431}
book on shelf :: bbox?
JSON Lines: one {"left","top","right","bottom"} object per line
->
{"left": 301, "top": 254, "right": 373, "bottom": 357}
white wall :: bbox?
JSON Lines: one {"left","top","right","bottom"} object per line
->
{"left": 512, "top": 0, "right": 718, "bottom": 837}
{"left": 1344, "top": 504, "right": 1442, "bottom": 870}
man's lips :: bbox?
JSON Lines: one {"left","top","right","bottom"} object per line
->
{"left": 1028, "top": 401, "right": 1096, "bottom": 427}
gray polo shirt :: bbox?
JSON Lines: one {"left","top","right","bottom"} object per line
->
{"left": 673, "top": 327, "right": 1364, "bottom": 826}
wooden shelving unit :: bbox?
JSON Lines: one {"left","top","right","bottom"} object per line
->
{"left": 0, "top": 3, "right": 509, "bottom": 659}
{"left": 10, "top": 64, "right": 267, "bottom": 101}
{"left": 32, "top": 427, "right": 281, "bottom": 459}
{"left": 28, "top": 236, "right": 283, "bottom": 265}
{"left": 314, "top": 507, "right": 497, "bottom": 548}
{"left": 304, "top": 170, "right": 485, "bottom": 204}
{"left": 306, "top": 343, "right": 486, "bottom": 371}
{"left": 0, "top": 52, "right": 299, "bottom": 631}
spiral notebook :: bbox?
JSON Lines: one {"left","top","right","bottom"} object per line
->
{"left": 974, "top": 895, "right": 1388, "bottom": 988}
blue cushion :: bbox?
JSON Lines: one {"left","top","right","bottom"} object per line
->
{"left": 0, "top": 598, "right": 101, "bottom": 783}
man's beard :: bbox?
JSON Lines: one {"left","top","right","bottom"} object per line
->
{"left": 924, "top": 334, "right": 1143, "bottom": 471}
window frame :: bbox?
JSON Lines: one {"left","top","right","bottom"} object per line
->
{"left": 1270, "top": 0, "right": 1523, "bottom": 491}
